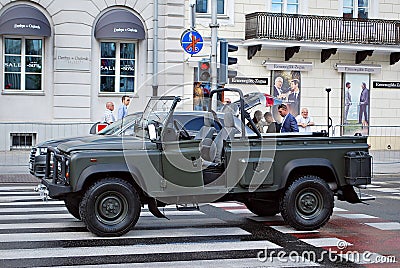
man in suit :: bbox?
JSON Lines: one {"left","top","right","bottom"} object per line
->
{"left": 287, "top": 79, "right": 300, "bottom": 117}
{"left": 278, "top": 104, "right": 299, "bottom": 132}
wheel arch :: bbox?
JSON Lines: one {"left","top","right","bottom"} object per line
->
{"left": 74, "top": 163, "right": 148, "bottom": 202}
{"left": 280, "top": 158, "right": 339, "bottom": 190}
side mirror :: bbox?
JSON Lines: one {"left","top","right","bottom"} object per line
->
{"left": 148, "top": 124, "right": 157, "bottom": 140}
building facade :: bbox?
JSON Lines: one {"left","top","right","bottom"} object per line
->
{"left": 0, "top": 0, "right": 399, "bottom": 150}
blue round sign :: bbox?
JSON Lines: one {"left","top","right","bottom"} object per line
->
{"left": 181, "top": 30, "right": 203, "bottom": 55}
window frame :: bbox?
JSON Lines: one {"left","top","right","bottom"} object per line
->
{"left": 99, "top": 40, "right": 137, "bottom": 94}
{"left": 3, "top": 36, "right": 44, "bottom": 92}
{"left": 271, "top": 0, "right": 299, "bottom": 14}
{"left": 342, "top": 0, "right": 370, "bottom": 19}
{"left": 195, "top": 0, "right": 228, "bottom": 17}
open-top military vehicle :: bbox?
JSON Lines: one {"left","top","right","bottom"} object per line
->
{"left": 37, "top": 88, "right": 372, "bottom": 237}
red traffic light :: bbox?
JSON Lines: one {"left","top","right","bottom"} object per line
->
{"left": 200, "top": 62, "right": 210, "bottom": 70}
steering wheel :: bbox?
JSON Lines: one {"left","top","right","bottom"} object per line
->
{"left": 173, "top": 119, "right": 191, "bottom": 140}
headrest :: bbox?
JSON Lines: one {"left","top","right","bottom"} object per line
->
{"left": 221, "top": 103, "right": 239, "bottom": 116}
{"left": 224, "top": 112, "right": 236, "bottom": 128}
{"left": 204, "top": 112, "right": 214, "bottom": 127}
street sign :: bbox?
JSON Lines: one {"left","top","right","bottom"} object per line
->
{"left": 180, "top": 30, "right": 203, "bottom": 55}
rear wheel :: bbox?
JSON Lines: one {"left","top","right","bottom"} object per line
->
{"left": 281, "top": 175, "right": 333, "bottom": 230}
{"left": 79, "top": 177, "right": 141, "bottom": 237}
{"left": 244, "top": 199, "right": 280, "bottom": 216}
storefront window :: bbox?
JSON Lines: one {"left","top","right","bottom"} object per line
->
{"left": 100, "top": 41, "right": 136, "bottom": 93}
{"left": 3, "top": 37, "right": 43, "bottom": 91}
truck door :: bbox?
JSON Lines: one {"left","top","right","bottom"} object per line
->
{"left": 161, "top": 139, "right": 204, "bottom": 193}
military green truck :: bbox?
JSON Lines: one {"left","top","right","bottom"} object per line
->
{"left": 37, "top": 88, "right": 373, "bottom": 237}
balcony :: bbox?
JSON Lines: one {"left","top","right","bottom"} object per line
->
{"left": 245, "top": 12, "right": 400, "bottom": 64}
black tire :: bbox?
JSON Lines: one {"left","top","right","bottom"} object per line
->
{"left": 64, "top": 197, "right": 81, "bottom": 220}
{"left": 245, "top": 200, "right": 280, "bottom": 216}
{"left": 79, "top": 178, "right": 141, "bottom": 237}
{"left": 281, "top": 175, "right": 333, "bottom": 230}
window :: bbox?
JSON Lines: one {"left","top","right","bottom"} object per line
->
{"left": 196, "top": 0, "right": 225, "bottom": 15}
{"left": 100, "top": 41, "right": 136, "bottom": 93}
{"left": 10, "top": 133, "right": 36, "bottom": 150}
{"left": 343, "top": 0, "right": 369, "bottom": 19}
{"left": 271, "top": 0, "right": 299, "bottom": 14}
{"left": 3, "top": 37, "right": 43, "bottom": 91}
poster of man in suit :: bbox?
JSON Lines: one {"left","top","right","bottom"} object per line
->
{"left": 272, "top": 70, "right": 301, "bottom": 122}
{"left": 342, "top": 73, "right": 370, "bottom": 135}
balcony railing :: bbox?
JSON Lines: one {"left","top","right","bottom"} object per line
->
{"left": 245, "top": 12, "right": 400, "bottom": 46}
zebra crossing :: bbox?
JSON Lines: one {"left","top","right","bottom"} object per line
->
{"left": 0, "top": 184, "right": 322, "bottom": 268}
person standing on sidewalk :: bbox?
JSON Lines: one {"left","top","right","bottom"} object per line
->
{"left": 278, "top": 104, "right": 299, "bottom": 133}
{"left": 118, "top": 95, "right": 131, "bottom": 120}
{"left": 102, "top": 101, "right": 115, "bottom": 124}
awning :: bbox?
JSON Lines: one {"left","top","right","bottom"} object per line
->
{"left": 0, "top": 4, "right": 51, "bottom": 36}
{"left": 95, "top": 9, "right": 145, "bottom": 40}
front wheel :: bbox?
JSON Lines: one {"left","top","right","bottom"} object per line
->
{"left": 281, "top": 175, "right": 333, "bottom": 230}
{"left": 79, "top": 178, "right": 141, "bottom": 237}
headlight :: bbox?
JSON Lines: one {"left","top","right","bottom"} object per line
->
{"left": 35, "top": 147, "right": 47, "bottom": 156}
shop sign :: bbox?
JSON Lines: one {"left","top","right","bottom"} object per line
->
{"left": 13, "top": 23, "right": 41, "bottom": 30}
{"left": 55, "top": 48, "right": 90, "bottom": 71}
{"left": 336, "top": 64, "right": 381, "bottom": 74}
{"left": 113, "top": 27, "right": 138, "bottom": 33}
{"left": 229, "top": 77, "right": 268, "bottom": 85}
{"left": 263, "top": 61, "right": 313, "bottom": 71}
{"left": 373, "top": 81, "right": 400, "bottom": 88}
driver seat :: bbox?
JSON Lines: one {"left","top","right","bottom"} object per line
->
{"left": 194, "top": 112, "right": 216, "bottom": 140}
{"left": 202, "top": 112, "right": 239, "bottom": 165}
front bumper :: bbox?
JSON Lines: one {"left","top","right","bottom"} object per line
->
{"left": 40, "top": 178, "right": 72, "bottom": 199}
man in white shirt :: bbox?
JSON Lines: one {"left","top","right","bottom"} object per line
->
{"left": 296, "top": 108, "right": 315, "bottom": 132}
{"left": 102, "top": 101, "right": 115, "bottom": 124}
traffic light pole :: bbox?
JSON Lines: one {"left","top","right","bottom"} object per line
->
{"left": 210, "top": 0, "right": 219, "bottom": 110}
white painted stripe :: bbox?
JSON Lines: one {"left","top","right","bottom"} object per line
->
{"left": 271, "top": 225, "right": 319, "bottom": 234}
{"left": 300, "top": 238, "right": 352, "bottom": 248}
{"left": 0, "top": 191, "right": 39, "bottom": 196}
{"left": 226, "top": 208, "right": 253, "bottom": 214}
{"left": 333, "top": 207, "right": 348, "bottom": 212}
{"left": 371, "top": 188, "right": 400, "bottom": 193}
{"left": 0, "top": 218, "right": 225, "bottom": 230}
{"left": 0, "top": 210, "right": 205, "bottom": 221}
{"left": 0, "top": 222, "right": 84, "bottom": 230}
{"left": 366, "top": 185, "right": 380, "bottom": 188}
{"left": 0, "top": 200, "right": 64, "bottom": 206}
{"left": 0, "top": 227, "right": 250, "bottom": 242}
{"left": 0, "top": 206, "right": 68, "bottom": 213}
{"left": 365, "top": 222, "right": 400, "bottom": 230}
{"left": 0, "top": 213, "right": 76, "bottom": 220}
{"left": 247, "top": 215, "right": 283, "bottom": 222}
{"left": 336, "top": 214, "right": 378, "bottom": 219}
{"left": 0, "top": 196, "right": 46, "bottom": 202}
{"left": 208, "top": 202, "right": 243, "bottom": 208}
{"left": 0, "top": 240, "right": 282, "bottom": 259}
{"left": 0, "top": 186, "right": 38, "bottom": 191}
{"left": 48, "top": 257, "right": 319, "bottom": 268}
